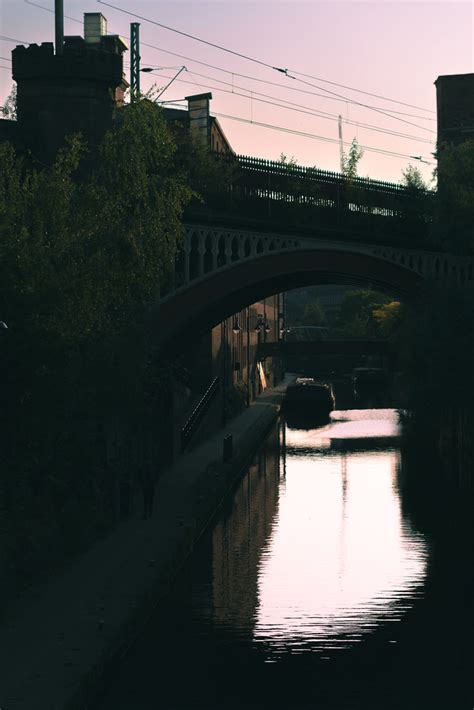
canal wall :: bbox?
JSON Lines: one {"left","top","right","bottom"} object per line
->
{"left": 0, "top": 376, "right": 292, "bottom": 710}
{"left": 403, "top": 406, "right": 474, "bottom": 490}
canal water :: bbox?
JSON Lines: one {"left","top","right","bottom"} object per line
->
{"left": 98, "top": 409, "right": 474, "bottom": 710}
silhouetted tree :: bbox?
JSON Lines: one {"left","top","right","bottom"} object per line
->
{"left": 0, "top": 99, "right": 197, "bottom": 593}
{"left": 1, "top": 84, "right": 16, "bottom": 120}
{"left": 341, "top": 138, "right": 363, "bottom": 182}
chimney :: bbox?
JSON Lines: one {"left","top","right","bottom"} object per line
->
{"left": 84, "top": 12, "right": 108, "bottom": 45}
{"left": 435, "top": 73, "right": 474, "bottom": 147}
{"left": 55, "top": 0, "right": 64, "bottom": 55}
{"left": 435, "top": 73, "right": 474, "bottom": 190}
{"left": 186, "top": 92, "right": 213, "bottom": 148}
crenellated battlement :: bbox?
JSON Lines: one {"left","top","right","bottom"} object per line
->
{"left": 10, "top": 22, "right": 128, "bottom": 163}
{"left": 12, "top": 36, "right": 124, "bottom": 86}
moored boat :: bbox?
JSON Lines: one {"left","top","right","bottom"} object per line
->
{"left": 284, "top": 378, "right": 335, "bottom": 421}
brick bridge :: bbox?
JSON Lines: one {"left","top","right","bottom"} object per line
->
{"left": 153, "top": 156, "right": 472, "bottom": 349}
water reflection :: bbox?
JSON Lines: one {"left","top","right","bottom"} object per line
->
{"left": 98, "top": 409, "right": 445, "bottom": 710}
{"left": 208, "top": 410, "right": 429, "bottom": 659}
{"left": 254, "top": 441, "right": 428, "bottom": 657}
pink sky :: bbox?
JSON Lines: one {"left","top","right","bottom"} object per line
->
{"left": 1, "top": 1, "right": 473, "bottom": 182}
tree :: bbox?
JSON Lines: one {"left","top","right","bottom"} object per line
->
{"left": 279, "top": 152, "right": 298, "bottom": 168}
{"left": 1, "top": 100, "right": 194, "bottom": 343}
{"left": 285, "top": 287, "right": 327, "bottom": 326}
{"left": 335, "top": 289, "right": 389, "bottom": 338}
{"left": 372, "top": 300, "right": 402, "bottom": 338}
{"left": 401, "top": 164, "right": 427, "bottom": 192}
{"left": 0, "top": 99, "right": 196, "bottom": 584}
{"left": 341, "top": 138, "right": 363, "bottom": 181}
{"left": 399, "top": 163, "right": 431, "bottom": 228}
{"left": 302, "top": 299, "right": 326, "bottom": 326}
{"left": 1, "top": 84, "right": 17, "bottom": 120}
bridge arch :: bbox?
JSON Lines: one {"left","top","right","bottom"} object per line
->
{"left": 153, "top": 247, "right": 423, "bottom": 351}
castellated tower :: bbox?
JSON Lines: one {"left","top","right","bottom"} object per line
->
{"left": 12, "top": 13, "right": 128, "bottom": 163}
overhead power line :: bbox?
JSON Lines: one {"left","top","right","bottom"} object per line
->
{"left": 213, "top": 111, "right": 435, "bottom": 163}
{"left": 97, "top": 0, "right": 287, "bottom": 72}
{"left": 24, "top": 0, "right": 82, "bottom": 24}
{"left": 0, "top": 35, "right": 30, "bottom": 44}
{"left": 96, "top": 0, "right": 435, "bottom": 116}
{"left": 143, "top": 67, "right": 433, "bottom": 145}
{"left": 138, "top": 42, "right": 434, "bottom": 121}
{"left": 287, "top": 69, "right": 435, "bottom": 114}
{"left": 285, "top": 73, "right": 434, "bottom": 133}
{"left": 23, "top": 1, "right": 436, "bottom": 123}
{"left": 138, "top": 65, "right": 434, "bottom": 161}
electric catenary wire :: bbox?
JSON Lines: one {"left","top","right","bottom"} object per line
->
{"left": 136, "top": 42, "right": 435, "bottom": 121}
{"left": 96, "top": 0, "right": 435, "bottom": 117}
{"left": 138, "top": 67, "right": 434, "bottom": 161}
{"left": 286, "top": 69, "right": 435, "bottom": 114}
{"left": 143, "top": 67, "right": 434, "bottom": 145}
{"left": 97, "top": 0, "right": 287, "bottom": 72}
{"left": 21, "top": 1, "right": 436, "bottom": 122}
{"left": 15, "top": 0, "right": 435, "bottom": 162}
{"left": 283, "top": 73, "right": 434, "bottom": 133}
{"left": 213, "top": 112, "right": 434, "bottom": 163}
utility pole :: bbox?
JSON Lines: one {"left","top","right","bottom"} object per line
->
{"left": 338, "top": 114, "right": 344, "bottom": 173}
{"left": 130, "top": 22, "right": 140, "bottom": 102}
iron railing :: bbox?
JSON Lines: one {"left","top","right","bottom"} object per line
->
{"left": 181, "top": 376, "right": 220, "bottom": 451}
{"left": 186, "top": 154, "right": 433, "bottom": 245}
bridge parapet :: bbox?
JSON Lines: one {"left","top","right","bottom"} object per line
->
{"left": 187, "top": 154, "right": 434, "bottom": 242}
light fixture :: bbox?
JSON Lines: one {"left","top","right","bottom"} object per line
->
{"left": 254, "top": 315, "right": 264, "bottom": 332}
{"left": 264, "top": 323, "right": 271, "bottom": 333}
{"left": 232, "top": 319, "right": 241, "bottom": 334}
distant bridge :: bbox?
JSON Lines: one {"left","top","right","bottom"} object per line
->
{"left": 258, "top": 340, "right": 390, "bottom": 359}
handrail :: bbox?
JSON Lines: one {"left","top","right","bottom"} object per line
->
{"left": 235, "top": 154, "right": 432, "bottom": 194}
{"left": 181, "top": 376, "right": 220, "bottom": 451}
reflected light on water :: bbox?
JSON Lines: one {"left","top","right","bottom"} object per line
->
{"left": 253, "top": 410, "right": 428, "bottom": 656}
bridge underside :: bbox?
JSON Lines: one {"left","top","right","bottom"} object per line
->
{"left": 154, "top": 248, "right": 422, "bottom": 351}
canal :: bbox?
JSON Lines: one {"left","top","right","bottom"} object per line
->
{"left": 97, "top": 409, "right": 474, "bottom": 710}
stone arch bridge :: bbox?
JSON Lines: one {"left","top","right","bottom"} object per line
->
{"left": 153, "top": 223, "right": 473, "bottom": 350}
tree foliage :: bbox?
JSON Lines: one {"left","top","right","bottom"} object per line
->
{"left": 279, "top": 152, "right": 298, "bottom": 169}
{"left": 0, "top": 100, "right": 196, "bottom": 593}
{"left": 434, "top": 139, "right": 474, "bottom": 252}
{"left": 1, "top": 84, "right": 17, "bottom": 120}
{"left": 341, "top": 138, "right": 363, "bottom": 182}
{"left": 335, "top": 289, "right": 389, "bottom": 338}
{"left": 372, "top": 300, "right": 402, "bottom": 338}
{"left": 401, "top": 164, "right": 427, "bottom": 192}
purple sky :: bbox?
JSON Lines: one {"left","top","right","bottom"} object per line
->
{"left": 1, "top": 1, "right": 473, "bottom": 182}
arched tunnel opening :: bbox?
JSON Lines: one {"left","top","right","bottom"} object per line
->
{"left": 152, "top": 248, "right": 421, "bottom": 353}
{"left": 149, "top": 248, "right": 420, "bottom": 458}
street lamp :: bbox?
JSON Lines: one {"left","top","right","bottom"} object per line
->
{"left": 254, "top": 314, "right": 264, "bottom": 332}
{"left": 140, "top": 65, "right": 187, "bottom": 100}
